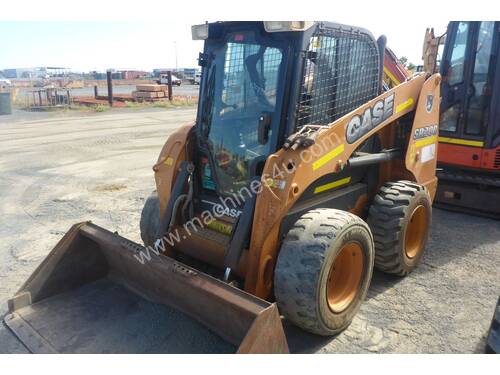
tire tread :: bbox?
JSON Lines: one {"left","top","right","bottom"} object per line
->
{"left": 275, "top": 208, "right": 373, "bottom": 335}
{"left": 368, "top": 180, "right": 428, "bottom": 276}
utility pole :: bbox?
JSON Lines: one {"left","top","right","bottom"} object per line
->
{"left": 174, "top": 41, "right": 178, "bottom": 73}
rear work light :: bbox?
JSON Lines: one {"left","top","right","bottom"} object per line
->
{"left": 192, "top": 23, "right": 209, "bottom": 40}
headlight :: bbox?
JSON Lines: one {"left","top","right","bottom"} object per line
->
{"left": 191, "top": 23, "right": 209, "bottom": 40}
{"left": 263, "top": 21, "right": 313, "bottom": 33}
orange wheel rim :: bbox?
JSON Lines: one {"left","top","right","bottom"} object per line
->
{"left": 326, "top": 241, "right": 365, "bottom": 313}
{"left": 404, "top": 205, "right": 427, "bottom": 259}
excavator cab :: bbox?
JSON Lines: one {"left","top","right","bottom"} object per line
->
{"left": 435, "top": 21, "right": 500, "bottom": 216}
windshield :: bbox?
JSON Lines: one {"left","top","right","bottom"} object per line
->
{"left": 201, "top": 34, "right": 285, "bottom": 195}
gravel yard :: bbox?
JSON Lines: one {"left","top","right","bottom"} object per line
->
{"left": 0, "top": 108, "right": 498, "bottom": 353}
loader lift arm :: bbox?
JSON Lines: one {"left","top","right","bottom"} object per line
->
{"left": 244, "top": 73, "right": 441, "bottom": 297}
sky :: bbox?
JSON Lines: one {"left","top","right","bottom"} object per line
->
{"left": 0, "top": 20, "right": 447, "bottom": 72}
{"left": 0, "top": 21, "right": 204, "bottom": 72}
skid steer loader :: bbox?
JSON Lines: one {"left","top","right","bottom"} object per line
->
{"left": 5, "top": 21, "right": 441, "bottom": 353}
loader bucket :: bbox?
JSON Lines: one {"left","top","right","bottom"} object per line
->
{"left": 4, "top": 222, "right": 289, "bottom": 354}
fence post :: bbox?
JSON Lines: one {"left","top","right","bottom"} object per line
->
{"left": 106, "top": 70, "right": 113, "bottom": 107}
{"left": 167, "top": 71, "right": 173, "bottom": 101}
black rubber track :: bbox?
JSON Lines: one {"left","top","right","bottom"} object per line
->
{"left": 367, "top": 180, "right": 431, "bottom": 276}
{"left": 274, "top": 208, "right": 374, "bottom": 336}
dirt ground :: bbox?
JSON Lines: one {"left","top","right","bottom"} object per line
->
{"left": 0, "top": 108, "right": 498, "bottom": 353}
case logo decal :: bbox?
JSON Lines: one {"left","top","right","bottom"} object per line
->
{"left": 346, "top": 93, "right": 394, "bottom": 144}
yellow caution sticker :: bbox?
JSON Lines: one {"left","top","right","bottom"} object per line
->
{"left": 206, "top": 220, "right": 233, "bottom": 236}
{"left": 312, "top": 144, "right": 345, "bottom": 171}
{"left": 314, "top": 177, "right": 351, "bottom": 194}
{"left": 415, "top": 135, "right": 438, "bottom": 148}
{"left": 164, "top": 157, "right": 174, "bottom": 166}
{"left": 396, "top": 98, "right": 414, "bottom": 113}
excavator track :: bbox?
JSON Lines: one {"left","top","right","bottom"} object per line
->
{"left": 435, "top": 169, "right": 500, "bottom": 219}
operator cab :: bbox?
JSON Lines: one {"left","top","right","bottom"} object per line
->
{"left": 191, "top": 21, "right": 384, "bottom": 223}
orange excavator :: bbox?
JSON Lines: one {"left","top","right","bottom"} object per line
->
{"left": 424, "top": 22, "right": 500, "bottom": 218}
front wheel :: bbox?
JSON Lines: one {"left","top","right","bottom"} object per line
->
{"left": 274, "top": 209, "right": 375, "bottom": 336}
{"left": 140, "top": 191, "right": 160, "bottom": 248}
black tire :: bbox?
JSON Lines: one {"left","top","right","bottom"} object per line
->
{"left": 486, "top": 297, "right": 500, "bottom": 354}
{"left": 274, "top": 209, "right": 374, "bottom": 336}
{"left": 367, "top": 181, "right": 432, "bottom": 276}
{"left": 140, "top": 191, "right": 160, "bottom": 248}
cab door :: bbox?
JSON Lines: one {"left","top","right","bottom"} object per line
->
{"left": 439, "top": 21, "right": 498, "bottom": 168}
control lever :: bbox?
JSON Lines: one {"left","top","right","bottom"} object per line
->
{"left": 258, "top": 112, "right": 272, "bottom": 144}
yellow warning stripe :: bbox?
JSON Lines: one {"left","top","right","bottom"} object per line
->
{"left": 314, "top": 177, "right": 351, "bottom": 194}
{"left": 438, "top": 136, "right": 484, "bottom": 147}
{"left": 206, "top": 220, "right": 233, "bottom": 236}
{"left": 383, "top": 67, "right": 401, "bottom": 86}
{"left": 312, "top": 144, "right": 345, "bottom": 171}
{"left": 396, "top": 98, "right": 414, "bottom": 113}
{"left": 415, "top": 135, "right": 438, "bottom": 148}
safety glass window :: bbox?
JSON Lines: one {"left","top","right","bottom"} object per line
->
{"left": 447, "top": 22, "right": 470, "bottom": 86}
{"left": 465, "top": 21, "right": 496, "bottom": 135}
{"left": 202, "top": 38, "right": 284, "bottom": 195}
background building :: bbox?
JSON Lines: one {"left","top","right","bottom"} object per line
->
{"left": 1, "top": 67, "right": 69, "bottom": 79}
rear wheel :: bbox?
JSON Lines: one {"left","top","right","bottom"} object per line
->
{"left": 367, "top": 181, "right": 432, "bottom": 276}
{"left": 140, "top": 192, "right": 160, "bottom": 248}
{"left": 274, "top": 209, "right": 374, "bottom": 336}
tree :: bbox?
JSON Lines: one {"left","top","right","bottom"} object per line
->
{"left": 399, "top": 56, "right": 416, "bottom": 71}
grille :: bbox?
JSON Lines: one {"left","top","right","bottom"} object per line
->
{"left": 495, "top": 149, "right": 500, "bottom": 168}
{"left": 296, "top": 27, "right": 380, "bottom": 128}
